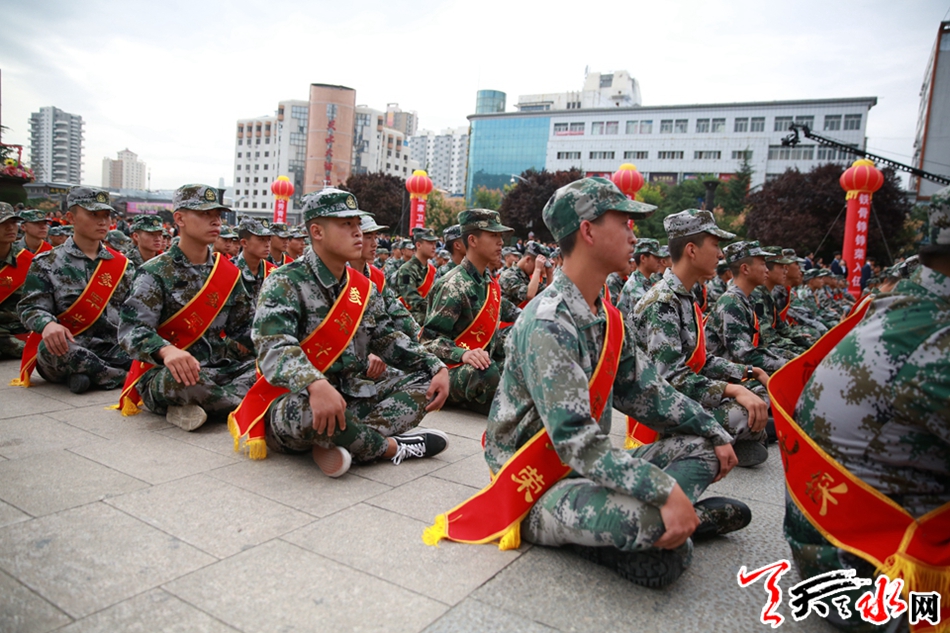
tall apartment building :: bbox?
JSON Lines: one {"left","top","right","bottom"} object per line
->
{"left": 29, "top": 106, "right": 84, "bottom": 184}
{"left": 353, "top": 106, "right": 420, "bottom": 180}
{"left": 410, "top": 127, "right": 468, "bottom": 196}
{"left": 102, "top": 148, "right": 147, "bottom": 190}
{"left": 384, "top": 103, "right": 418, "bottom": 137}
{"left": 912, "top": 20, "right": 950, "bottom": 200}
{"left": 304, "top": 84, "right": 356, "bottom": 193}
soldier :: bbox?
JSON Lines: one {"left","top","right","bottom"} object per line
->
{"left": 434, "top": 249, "right": 449, "bottom": 270}
{"left": 105, "top": 229, "right": 133, "bottom": 254}
{"left": 14, "top": 209, "right": 52, "bottom": 255}
{"left": 438, "top": 224, "right": 465, "bottom": 278}
{"left": 706, "top": 241, "right": 789, "bottom": 374}
{"left": 47, "top": 224, "right": 70, "bottom": 247}
{"left": 605, "top": 255, "right": 635, "bottom": 306}
{"left": 238, "top": 188, "right": 450, "bottom": 477}
{"left": 428, "top": 178, "right": 746, "bottom": 588}
{"left": 503, "top": 247, "right": 519, "bottom": 269}
{"left": 382, "top": 242, "right": 402, "bottom": 278}
{"left": 373, "top": 246, "right": 390, "bottom": 270}
{"left": 794, "top": 269, "right": 840, "bottom": 329}
{"left": 287, "top": 225, "right": 307, "bottom": 260}
{"left": 0, "top": 203, "right": 29, "bottom": 358}
{"left": 126, "top": 215, "right": 164, "bottom": 268}
{"left": 118, "top": 184, "right": 257, "bottom": 430}
{"left": 15, "top": 188, "right": 133, "bottom": 393}
{"left": 498, "top": 240, "right": 550, "bottom": 309}
{"left": 233, "top": 217, "right": 274, "bottom": 305}
{"left": 421, "top": 210, "right": 521, "bottom": 415}
{"left": 750, "top": 247, "right": 809, "bottom": 358}
{"left": 632, "top": 210, "right": 770, "bottom": 467}
{"left": 616, "top": 237, "right": 662, "bottom": 317}
{"left": 774, "top": 249, "right": 827, "bottom": 340}
{"left": 213, "top": 225, "right": 234, "bottom": 258}
{"left": 267, "top": 222, "right": 293, "bottom": 266}
{"left": 393, "top": 227, "right": 439, "bottom": 326}
{"left": 705, "top": 260, "right": 731, "bottom": 307}
{"left": 161, "top": 228, "right": 172, "bottom": 252}
{"left": 781, "top": 189, "right": 950, "bottom": 631}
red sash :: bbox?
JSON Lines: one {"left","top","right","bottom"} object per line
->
{"left": 447, "top": 275, "right": 502, "bottom": 368}
{"left": 398, "top": 262, "right": 436, "bottom": 309}
{"left": 282, "top": 253, "right": 294, "bottom": 265}
{"left": 423, "top": 299, "right": 625, "bottom": 550}
{"left": 34, "top": 241, "right": 53, "bottom": 255}
{"left": 752, "top": 311, "right": 761, "bottom": 347}
{"left": 228, "top": 267, "right": 372, "bottom": 460}
{"left": 0, "top": 249, "right": 35, "bottom": 306}
{"left": 263, "top": 260, "right": 277, "bottom": 278}
{"left": 778, "top": 286, "right": 791, "bottom": 323}
{"left": 625, "top": 300, "right": 706, "bottom": 449}
{"left": 368, "top": 264, "right": 386, "bottom": 293}
{"left": 112, "top": 253, "right": 241, "bottom": 415}
{"left": 12, "top": 247, "right": 129, "bottom": 387}
{"left": 769, "top": 298, "right": 950, "bottom": 632}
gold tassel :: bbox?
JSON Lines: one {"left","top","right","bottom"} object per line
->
{"left": 246, "top": 439, "right": 267, "bottom": 460}
{"left": 422, "top": 514, "right": 448, "bottom": 547}
{"left": 878, "top": 553, "right": 950, "bottom": 599}
{"left": 227, "top": 413, "right": 240, "bottom": 452}
{"left": 624, "top": 436, "right": 638, "bottom": 450}
{"left": 498, "top": 522, "right": 521, "bottom": 551}
{"left": 9, "top": 374, "right": 30, "bottom": 387}
{"left": 120, "top": 398, "right": 141, "bottom": 416}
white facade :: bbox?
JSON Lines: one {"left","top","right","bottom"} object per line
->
{"left": 275, "top": 99, "right": 309, "bottom": 212}
{"left": 102, "top": 148, "right": 146, "bottom": 190}
{"left": 232, "top": 113, "right": 288, "bottom": 219}
{"left": 912, "top": 21, "right": 950, "bottom": 200}
{"left": 29, "top": 106, "right": 84, "bottom": 184}
{"left": 353, "top": 106, "right": 419, "bottom": 179}
{"left": 410, "top": 127, "right": 468, "bottom": 195}
{"left": 517, "top": 70, "right": 642, "bottom": 112}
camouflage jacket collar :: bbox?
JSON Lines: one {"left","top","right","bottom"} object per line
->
{"left": 631, "top": 269, "right": 652, "bottom": 288}
{"left": 1, "top": 246, "right": 18, "bottom": 266}
{"left": 168, "top": 242, "right": 214, "bottom": 267}
{"left": 908, "top": 265, "right": 950, "bottom": 303}
{"left": 305, "top": 247, "right": 346, "bottom": 290}
{"left": 663, "top": 268, "right": 693, "bottom": 298}
{"left": 551, "top": 269, "right": 605, "bottom": 331}
{"left": 234, "top": 252, "right": 264, "bottom": 280}
{"left": 62, "top": 236, "right": 114, "bottom": 261}
{"left": 460, "top": 257, "right": 488, "bottom": 285}
{"left": 724, "top": 282, "right": 753, "bottom": 305}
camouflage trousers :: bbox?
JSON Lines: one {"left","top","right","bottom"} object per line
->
{"left": 139, "top": 358, "right": 257, "bottom": 417}
{"left": 0, "top": 332, "right": 26, "bottom": 359}
{"left": 522, "top": 434, "right": 719, "bottom": 555}
{"left": 265, "top": 368, "right": 431, "bottom": 463}
{"left": 447, "top": 362, "right": 500, "bottom": 415}
{"left": 35, "top": 336, "right": 131, "bottom": 389}
{"left": 711, "top": 381, "right": 769, "bottom": 444}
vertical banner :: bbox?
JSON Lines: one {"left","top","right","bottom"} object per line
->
{"left": 406, "top": 170, "right": 433, "bottom": 232}
{"left": 270, "top": 175, "right": 295, "bottom": 225}
{"left": 410, "top": 197, "right": 428, "bottom": 231}
{"left": 273, "top": 198, "right": 287, "bottom": 224}
{"left": 839, "top": 160, "right": 883, "bottom": 299}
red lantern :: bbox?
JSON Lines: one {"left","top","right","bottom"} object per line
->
{"left": 270, "top": 175, "right": 295, "bottom": 223}
{"left": 611, "top": 163, "right": 645, "bottom": 200}
{"left": 838, "top": 159, "right": 884, "bottom": 299}
{"left": 405, "top": 170, "right": 434, "bottom": 230}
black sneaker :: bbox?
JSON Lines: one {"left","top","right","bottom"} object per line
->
{"left": 68, "top": 373, "right": 91, "bottom": 394}
{"left": 693, "top": 497, "right": 752, "bottom": 540}
{"left": 765, "top": 417, "right": 777, "bottom": 444}
{"left": 569, "top": 541, "right": 692, "bottom": 589}
{"left": 734, "top": 439, "right": 768, "bottom": 467}
{"left": 390, "top": 428, "right": 449, "bottom": 464}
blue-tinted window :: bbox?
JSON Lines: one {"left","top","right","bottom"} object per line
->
{"left": 466, "top": 117, "right": 550, "bottom": 202}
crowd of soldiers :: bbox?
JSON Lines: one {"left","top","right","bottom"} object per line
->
{"left": 0, "top": 176, "right": 945, "bottom": 631}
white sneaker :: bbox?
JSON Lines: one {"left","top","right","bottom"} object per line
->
{"left": 313, "top": 445, "right": 352, "bottom": 478}
{"left": 166, "top": 405, "right": 207, "bottom": 432}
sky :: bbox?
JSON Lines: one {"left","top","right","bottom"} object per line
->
{"left": 2, "top": 0, "right": 948, "bottom": 191}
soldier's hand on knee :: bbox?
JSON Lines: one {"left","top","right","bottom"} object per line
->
{"left": 713, "top": 443, "right": 738, "bottom": 482}
{"left": 308, "top": 379, "right": 347, "bottom": 436}
{"left": 729, "top": 385, "right": 769, "bottom": 433}
{"left": 41, "top": 322, "right": 74, "bottom": 356}
{"left": 366, "top": 354, "right": 387, "bottom": 380}
{"left": 654, "top": 483, "right": 699, "bottom": 550}
{"left": 425, "top": 368, "right": 450, "bottom": 411}
{"left": 461, "top": 348, "right": 491, "bottom": 370}
{"left": 158, "top": 346, "right": 201, "bottom": 386}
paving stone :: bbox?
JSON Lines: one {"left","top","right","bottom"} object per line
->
{"left": 0, "top": 503, "right": 215, "bottom": 619}
{"left": 163, "top": 539, "right": 447, "bottom": 633}
{"left": 69, "top": 430, "right": 236, "bottom": 484}
{"left": 0, "top": 568, "right": 72, "bottom": 633}
{"left": 0, "top": 386, "right": 74, "bottom": 419}
{"left": 46, "top": 404, "right": 171, "bottom": 439}
{"left": 366, "top": 473, "right": 480, "bottom": 524}
{"left": 41, "top": 384, "right": 127, "bottom": 408}
{"left": 0, "top": 414, "right": 103, "bottom": 459}
{"left": 106, "top": 474, "right": 315, "bottom": 559}
{"left": 429, "top": 433, "right": 483, "bottom": 464}
{"left": 351, "top": 451, "right": 452, "bottom": 487}
{"left": 429, "top": 451, "right": 492, "bottom": 488}
{"left": 0, "top": 499, "right": 30, "bottom": 528}
{"left": 422, "top": 597, "right": 558, "bottom": 633}
{"left": 207, "top": 453, "right": 390, "bottom": 517}
{"left": 57, "top": 588, "right": 238, "bottom": 633}
{"left": 154, "top": 420, "right": 241, "bottom": 456}
{"left": 0, "top": 451, "right": 147, "bottom": 517}
{"left": 422, "top": 407, "right": 488, "bottom": 440}
{"left": 283, "top": 503, "right": 523, "bottom": 606}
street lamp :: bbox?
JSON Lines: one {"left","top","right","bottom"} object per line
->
{"left": 510, "top": 174, "right": 529, "bottom": 185}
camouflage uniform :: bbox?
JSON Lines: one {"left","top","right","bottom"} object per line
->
{"left": 13, "top": 209, "right": 50, "bottom": 254}
{"left": 383, "top": 241, "right": 408, "bottom": 284}
{"left": 486, "top": 179, "right": 732, "bottom": 557}
{"left": 706, "top": 241, "right": 789, "bottom": 374}
{"left": 359, "top": 215, "right": 419, "bottom": 341}
{"left": 233, "top": 217, "right": 273, "bottom": 306}
{"left": 394, "top": 228, "right": 439, "bottom": 326}
{"left": 421, "top": 211, "right": 520, "bottom": 415}
{"left": 705, "top": 267, "right": 729, "bottom": 307}
{"left": 118, "top": 186, "right": 256, "bottom": 416}
{"left": 17, "top": 189, "right": 133, "bottom": 388}
{"left": 773, "top": 283, "right": 827, "bottom": 340}
{"left": 616, "top": 238, "right": 662, "bottom": 317}
{"left": 253, "top": 190, "right": 445, "bottom": 461}
{"left": 266, "top": 222, "right": 292, "bottom": 267}
{"left": 497, "top": 241, "right": 550, "bottom": 308}
{"left": 0, "top": 204, "right": 28, "bottom": 358}
{"left": 126, "top": 215, "right": 165, "bottom": 269}
{"left": 792, "top": 270, "right": 840, "bottom": 329}
{"left": 605, "top": 272, "right": 626, "bottom": 305}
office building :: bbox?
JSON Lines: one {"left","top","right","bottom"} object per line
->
{"left": 102, "top": 148, "right": 147, "bottom": 190}
{"left": 29, "top": 106, "right": 84, "bottom": 184}
{"left": 353, "top": 106, "right": 420, "bottom": 179}
{"left": 912, "top": 20, "right": 950, "bottom": 200}
{"left": 410, "top": 127, "right": 468, "bottom": 195}
{"left": 305, "top": 84, "right": 356, "bottom": 193}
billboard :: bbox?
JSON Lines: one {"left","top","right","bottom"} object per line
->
{"left": 126, "top": 202, "right": 173, "bottom": 215}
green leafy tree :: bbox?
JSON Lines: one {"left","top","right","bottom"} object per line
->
{"left": 341, "top": 172, "right": 406, "bottom": 231}
{"left": 497, "top": 168, "right": 584, "bottom": 241}
{"left": 424, "top": 190, "right": 466, "bottom": 233}
{"left": 473, "top": 186, "right": 502, "bottom": 211}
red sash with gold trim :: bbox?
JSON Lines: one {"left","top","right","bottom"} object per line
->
{"left": 625, "top": 300, "right": 707, "bottom": 449}
{"left": 263, "top": 260, "right": 277, "bottom": 278}
{"left": 228, "top": 267, "right": 372, "bottom": 460}
{"left": 0, "top": 249, "right": 35, "bottom": 306}
{"left": 423, "top": 299, "right": 625, "bottom": 550}
{"left": 778, "top": 286, "right": 792, "bottom": 323}
{"left": 282, "top": 253, "right": 294, "bottom": 265}
{"left": 770, "top": 299, "right": 950, "bottom": 632}
{"left": 35, "top": 241, "right": 53, "bottom": 255}
{"left": 447, "top": 275, "right": 502, "bottom": 368}
{"left": 398, "top": 262, "right": 436, "bottom": 309}
{"left": 752, "top": 311, "right": 761, "bottom": 347}
{"left": 112, "top": 253, "right": 241, "bottom": 415}
{"left": 368, "top": 264, "right": 386, "bottom": 293}
{"left": 12, "top": 247, "right": 129, "bottom": 387}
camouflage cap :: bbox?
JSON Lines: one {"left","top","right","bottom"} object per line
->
{"left": 900, "top": 255, "right": 920, "bottom": 278}
{"left": 763, "top": 246, "right": 795, "bottom": 265}
{"left": 658, "top": 245, "right": 670, "bottom": 259}
{"left": 458, "top": 209, "right": 512, "bottom": 234}
{"left": 781, "top": 248, "right": 807, "bottom": 265}
{"left": 881, "top": 263, "right": 901, "bottom": 280}
{"left": 716, "top": 260, "right": 729, "bottom": 275}
{"left": 237, "top": 217, "right": 272, "bottom": 237}
{"left": 551, "top": 247, "right": 561, "bottom": 259}
{"left": 290, "top": 225, "right": 308, "bottom": 239}
{"left": 269, "top": 222, "right": 291, "bottom": 239}
{"left": 722, "top": 240, "right": 768, "bottom": 265}
{"left": 219, "top": 226, "right": 239, "bottom": 240}
{"left": 130, "top": 215, "right": 164, "bottom": 233}
{"left": 359, "top": 215, "right": 389, "bottom": 234}
{"left": 19, "top": 209, "right": 47, "bottom": 223}
{"left": 663, "top": 209, "right": 735, "bottom": 241}
{"left": 0, "top": 202, "right": 24, "bottom": 224}
{"left": 542, "top": 177, "right": 656, "bottom": 242}
{"left": 299, "top": 188, "right": 367, "bottom": 222}
{"left": 922, "top": 185, "right": 950, "bottom": 253}
{"left": 67, "top": 186, "right": 114, "bottom": 212}
{"left": 48, "top": 225, "right": 72, "bottom": 236}
{"left": 437, "top": 249, "right": 450, "bottom": 258}
{"left": 402, "top": 239, "right": 416, "bottom": 250}
{"left": 634, "top": 238, "right": 663, "bottom": 257}
{"left": 162, "top": 228, "right": 172, "bottom": 238}
{"left": 524, "top": 241, "right": 550, "bottom": 258}
{"left": 173, "top": 184, "right": 228, "bottom": 212}
{"left": 412, "top": 227, "right": 439, "bottom": 242}
{"left": 817, "top": 269, "right": 833, "bottom": 278}
{"left": 377, "top": 247, "right": 390, "bottom": 255}
{"left": 502, "top": 247, "right": 516, "bottom": 257}
{"left": 106, "top": 230, "right": 132, "bottom": 247}
{"left": 802, "top": 268, "right": 822, "bottom": 282}
{"left": 443, "top": 224, "right": 462, "bottom": 243}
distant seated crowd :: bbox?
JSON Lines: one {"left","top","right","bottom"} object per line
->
{"left": 0, "top": 177, "right": 946, "bottom": 630}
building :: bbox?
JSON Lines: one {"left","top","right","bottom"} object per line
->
{"left": 353, "top": 106, "right": 420, "bottom": 179}
{"left": 384, "top": 103, "right": 418, "bottom": 137}
{"left": 410, "top": 127, "right": 468, "bottom": 196}
{"left": 912, "top": 20, "right": 950, "bottom": 200}
{"left": 305, "top": 84, "right": 356, "bottom": 193}
{"left": 275, "top": 99, "right": 309, "bottom": 211}
{"left": 29, "top": 106, "right": 84, "bottom": 185}
{"left": 102, "top": 149, "right": 147, "bottom": 190}
{"left": 465, "top": 71, "right": 876, "bottom": 202}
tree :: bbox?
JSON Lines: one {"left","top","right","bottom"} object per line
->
{"left": 473, "top": 186, "right": 502, "bottom": 211}
{"left": 424, "top": 190, "right": 466, "bottom": 234}
{"left": 497, "top": 168, "right": 584, "bottom": 241}
{"left": 745, "top": 164, "right": 912, "bottom": 265}
{"left": 341, "top": 172, "right": 406, "bottom": 232}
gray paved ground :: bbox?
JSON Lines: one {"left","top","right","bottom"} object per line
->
{"left": 0, "top": 358, "right": 836, "bottom": 632}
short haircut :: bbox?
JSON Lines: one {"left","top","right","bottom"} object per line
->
{"left": 668, "top": 233, "right": 709, "bottom": 263}
{"left": 462, "top": 229, "right": 484, "bottom": 248}
{"left": 729, "top": 257, "right": 752, "bottom": 277}
{"left": 558, "top": 214, "right": 608, "bottom": 257}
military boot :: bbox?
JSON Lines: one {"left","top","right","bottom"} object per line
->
{"left": 569, "top": 539, "right": 693, "bottom": 589}
{"left": 692, "top": 496, "right": 752, "bottom": 540}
